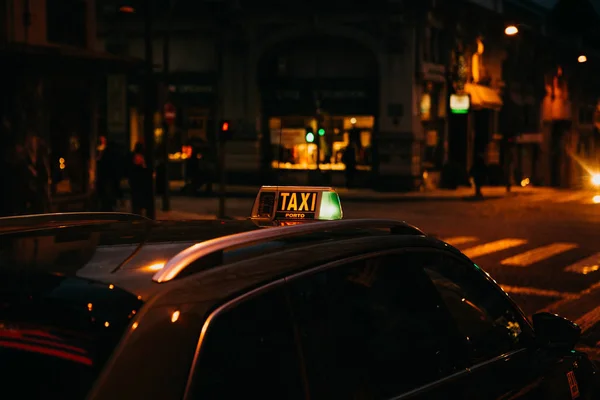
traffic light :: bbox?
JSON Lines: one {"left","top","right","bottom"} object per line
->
{"left": 118, "top": 3, "right": 135, "bottom": 13}
{"left": 219, "top": 120, "right": 231, "bottom": 141}
{"left": 318, "top": 128, "right": 325, "bottom": 136}
{"left": 305, "top": 127, "right": 315, "bottom": 143}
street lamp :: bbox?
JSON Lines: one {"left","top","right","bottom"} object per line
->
{"left": 506, "top": 23, "right": 589, "bottom": 64}
{"left": 504, "top": 25, "right": 519, "bottom": 36}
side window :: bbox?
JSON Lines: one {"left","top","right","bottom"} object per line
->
{"left": 422, "top": 252, "right": 532, "bottom": 364}
{"left": 287, "top": 255, "right": 466, "bottom": 399}
{"left": 189, "top": 286, "right": 305, "bottom": 400}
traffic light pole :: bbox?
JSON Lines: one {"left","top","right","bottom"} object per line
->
{"left": 161, "top": 1, "right": 173, "bottom": 212}
{"left": 215, "top": 28, "right": 226, "bottom": 219}
{"left": 143, "top": 0, "right": 156, "bottom": 219}
{"left": 316, "top": 134, "right": 320, "bottom": 172}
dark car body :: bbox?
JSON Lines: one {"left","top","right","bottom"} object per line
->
{"left": 0, "top": 213, "right": 598, "bottom": 400}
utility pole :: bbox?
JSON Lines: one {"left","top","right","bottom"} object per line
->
{"left": 161, "top": 1, "right": 173, "bottom": 212}
{"left": 143, "top": 0, "right": 156, "bottom": 219}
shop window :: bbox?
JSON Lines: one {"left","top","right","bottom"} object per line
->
{"left": 51, "top": 133, "right": 89, "bottom": 196}
{"left": 270, "top": 116, "right": 373, "bottom": 171}
{"left": 44, "top": 79, "right": 92, "bottom": 197}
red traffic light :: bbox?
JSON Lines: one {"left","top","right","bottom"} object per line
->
{"left": 221, "top": 122, "right": 229, "bottom": 132}
{"left": 119, "top": 5, "right": 135, "bottom": 13}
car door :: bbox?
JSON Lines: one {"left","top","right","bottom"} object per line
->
{"left": 419, "top": 249, "right": 580, "bottom": 399}
{"left": 284, "top": 251, "right": 479, "bottom": 400}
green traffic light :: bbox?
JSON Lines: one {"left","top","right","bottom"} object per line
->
{"left": 305, "top": 132, "right": 315, "bottom": 143}
{"left": 318, "top": 128, "right": 325, "bottom": 136}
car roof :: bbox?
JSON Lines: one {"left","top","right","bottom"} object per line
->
{"left": 0, "top": 213, "right": 465, "bottom": 304}
{"left": 0, "top": 214, "right": 261, "bottom": 300}
{"left": 147, "top": 233, "right": 459, "bottom": 310}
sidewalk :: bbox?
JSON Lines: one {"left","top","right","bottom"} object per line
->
{"left": 117, "top": 185, "right": 571, "bottom": 221}
{"left": 161, "top": 180, "right": 550, "bottom": 202}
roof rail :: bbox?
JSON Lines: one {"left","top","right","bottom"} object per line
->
{"left": 0, "top": 212, "right": 150, "bottom": 232}
{"left": 153, "top": 218, "right": 424, "bottom": 283}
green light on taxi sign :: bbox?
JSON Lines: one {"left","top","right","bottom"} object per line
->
{"left": 250, "top": 186, "right": 344, "bottom": 227}
{"left": 318, "top": 191, "right": 343, "bottom": 220}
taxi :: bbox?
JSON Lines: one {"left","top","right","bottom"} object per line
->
{"left": 1, "top": 186, "right": 599, "bottom": 400}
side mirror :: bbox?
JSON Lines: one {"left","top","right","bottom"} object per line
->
{"left": 532, "top": 312, "right": 581, "bottom": 351}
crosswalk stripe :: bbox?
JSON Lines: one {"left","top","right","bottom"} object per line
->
{"left": 575, "top": 305, "right": 600, "bottom": 332}
{"left": 564, "top": 252, "right": 600, "bottom": 274}
{"left": 462, "top": 239, "right": 527, "bottom": 259}
{"left": 441, "top": 236, "right": 478, "bottom": 246}
{"left": 500, "top": 242, "right": 578, "bottom": 267}
{"left": 500, "top": 285, "right": 579, "bottom": 299}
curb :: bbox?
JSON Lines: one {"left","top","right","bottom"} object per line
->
{"left": 165, "top": 192, "right": 521, "bottom": 203}
{"left": 124, "top": 186, "right": 540, "bottom": 203}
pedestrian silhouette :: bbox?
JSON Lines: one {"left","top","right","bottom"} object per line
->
{"left": 129, "top": 142, "right": 152, "bottom": 216}
{"left": 342, "top": 144, "right": 357, "bottom": 188}
{"left": 470, "top": 153, "right": 487, "bottom": 199}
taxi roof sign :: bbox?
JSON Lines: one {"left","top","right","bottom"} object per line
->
{"left": 250, "top": 186, "right": 343, "bottom": 227}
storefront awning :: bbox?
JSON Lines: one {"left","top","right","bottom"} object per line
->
{"left": 465, "top": 83, "right": 503, "bottom": 110}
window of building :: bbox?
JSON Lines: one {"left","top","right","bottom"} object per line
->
{"left": 423, "top": 27, "right": 443, "bottom": 64}
{"left": 270, "top": 116, "right": 373, "bottom": 171}
{"left": 190, "top": 286, "right": 305, "bottom": 399}
{"left": 579, "top": 105, "right": 595, "bottom": 126}
{"left": 105, "top": 41, "right": 129, "bottom": 56}
{"left": 523, "top": 103, "right": 540, "bottom": 133}
{"left": 421, "top": 253, "right": 533, "bottom": 364}
{"left": 46, "top": 0, "right": 87, "bottom": 47}
{"left": 430, "top": 28, "right": 443, "bottom": 64}
{"left": 287, "top": 255, "right": 466, "bottom": 399}
{"left": 0, "top": 0, "right": 6, "bottom": 44}
{"left": 423, "top": 26, "right": 432, "bottom": 62}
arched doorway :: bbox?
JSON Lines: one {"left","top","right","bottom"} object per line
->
{"left": 257, "top": 35, "right": 380, "bottom": 186}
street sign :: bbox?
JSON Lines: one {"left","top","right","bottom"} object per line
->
{"left": 164, "top": 103, "right": 176, "bottom": 124}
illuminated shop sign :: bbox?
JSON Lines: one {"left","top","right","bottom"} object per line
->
{"left": 450, "top": 94, "right": 470, "bottom": 114}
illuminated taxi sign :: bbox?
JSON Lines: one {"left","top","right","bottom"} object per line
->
{"left": 250, "top": 186, "right": 343, "bottom": 227}
{"left": 277, "top": 191, "right": 318, "bottom": 219}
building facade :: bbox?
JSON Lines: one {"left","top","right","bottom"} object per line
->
{"left": 538, "top": 0, "right": 600, "bottom": 188}
{"left": 97, "top": 0, "right": 600, "bottom": 191}
{"left": 0, "top": 0, "right": 140, "bottom": 212}
{"left": 436, "top": 0, "right": 600, "bottom": 189}
{"left": 98, "top": 0, "right": 439, "bottom": 190}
